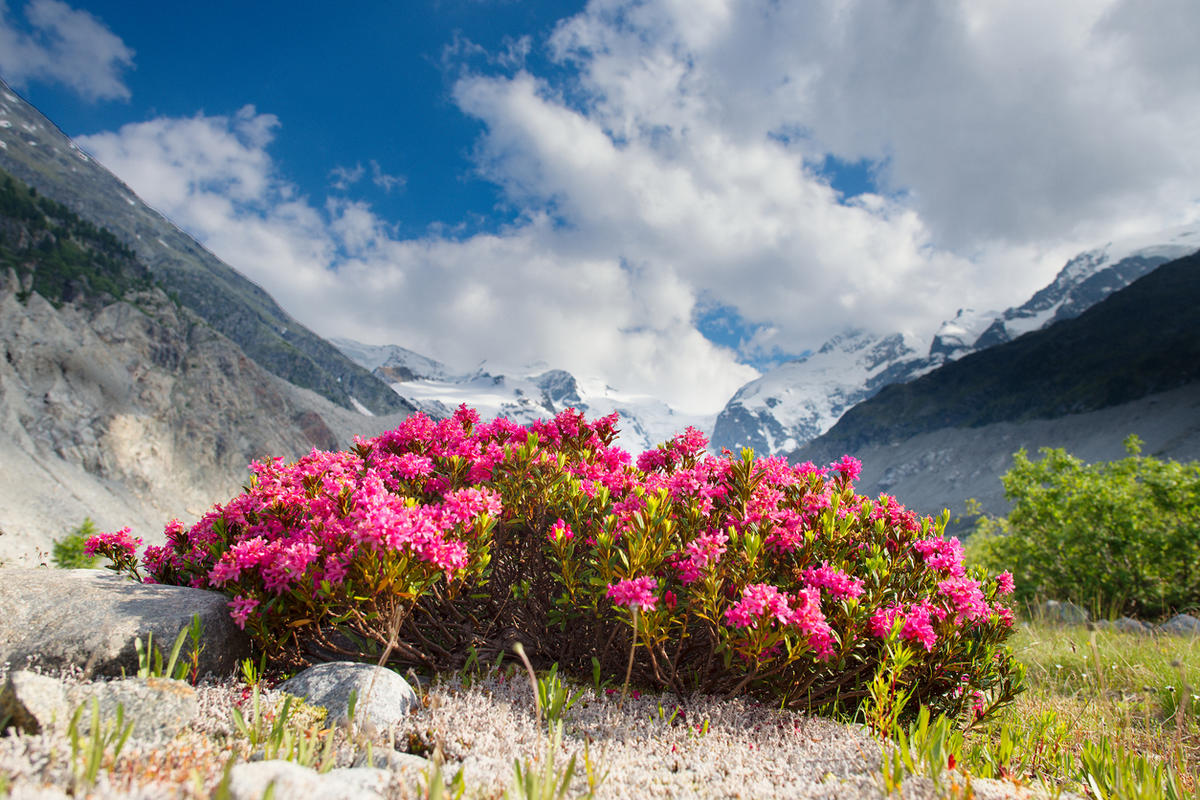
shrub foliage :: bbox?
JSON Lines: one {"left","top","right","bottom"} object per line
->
{"left": 970, "top": 435, "right": 1200, "bottom": 618}
{"left": 91, "top": 407, "right": 1022, "bottom": 722}
{"left": 52, "top": 518, "right": 102, "bottom": 569}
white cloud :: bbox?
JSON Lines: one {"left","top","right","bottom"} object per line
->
{"left": 72, "top": 0, "right": 1200, "bottom": 415}
{"left": 328, "top": 163, "right": 364, "bottom": 191}
{"left": 451, "top": 0, "right": 1200, "bottom": 341}
{"left": 77, "top": 108, "right": 757, "bottom": 415}
{"left": 0, "top": 0, "right": 133, "bottom": 101}
{"left": 329, "top": 160, "right": 405, "bottom": 194}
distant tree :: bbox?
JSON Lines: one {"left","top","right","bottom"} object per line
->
{"left": 52, "top": 518, "right": 103, "bottom": 569}
{"left": 968, "top": 436, "right": 1200, "bottom": 619}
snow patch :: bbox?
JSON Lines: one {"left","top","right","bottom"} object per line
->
{"left": 1069, "top": 222, "right": 1200, "bottom": 278}
{"left": 332, "top": 337, "right": 706, "bottom": 454}
{"left": 349, "top": 396, "right": 375, "bottom": 417}
{"left": 1003, "top": 302, "right": 1060, "bottom": 338}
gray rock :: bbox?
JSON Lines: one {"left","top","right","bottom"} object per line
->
{"left": 0, "top": 567, "right": 250, "bottom": 678}
{"left": 1158, "top": 613, "right": 1200, "bottom": 635}
{"left": 1037, "top": 600, "right": 1090, "bottom": 625}
{"left": 69, "top": 677, "right": 198, "bottom": 746}
{"left": 351, "top": 748, "right": 430, "bottom": 773}
{"left": 0, "top": 670, "right": 68, "bottom": 734}
{"left": 5, "top": 784, "right": 72, "bottom": 800}
{"left": 1092, "top": 616, "right": 1152, "bottom": 634}
{"left": 227, "top": 760, "right": 390, "bottom": 800}
{"left": 2, "top": 670, "right": 197, "bottom": 745}
{"left": 278, "top": 661, "right": 419, "bottom": 730}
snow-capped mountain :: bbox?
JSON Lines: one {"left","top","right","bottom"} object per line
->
{"left": 711, "top": 223, "right": 1200, "bottom": 456}
{"left": 971, "top": 224, "right": 1200, "bottom": 350}
{"left": 330, "top": 338, "right": 712, "bottom": 455}
{"left": 710, "top": 331, "right": 931, "bottom": 456}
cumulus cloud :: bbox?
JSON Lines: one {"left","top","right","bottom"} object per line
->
{"left": 72, "top": 0, "right": 1200, "bottom": 414}
{"left": 449, "top": 0, "right": 1200, "bottom": 343}
{"left": 77, "top": 108, "right": 757, "bottom": 414}
{"left": 0, "top": 0, "right": 133, "bottom": 101}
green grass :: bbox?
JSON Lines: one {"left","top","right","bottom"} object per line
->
{"left": 956, "top": 620, "right": 1199, "bottom": 797}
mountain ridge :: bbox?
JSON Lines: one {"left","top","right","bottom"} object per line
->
{"left": 798, "top": 251, "right": 1200, "bottom": 455}
{"left": 0, "top": 79, "right": 412, "bottom": 418}
{"left": 712, "top": 224, "right": 1200, "bottom": 455}
{"left": 792, "top": 251, "right": 1200, "bottom": 525}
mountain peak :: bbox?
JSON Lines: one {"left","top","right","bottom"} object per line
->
{"left": 711, "top": 223, "right": 1200, "bottom": 457}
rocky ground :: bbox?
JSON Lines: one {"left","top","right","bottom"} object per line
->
{"left": 0, "top": 662, "right": 1054, "bottom": 800}
{"left": 0, "top": 568, "right": 1058, "bottom": 800}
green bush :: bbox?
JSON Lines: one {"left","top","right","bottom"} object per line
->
{"left": 969, "top": 436, "right": 1200, "bottom": 618}
{"left": 51, "top": 518, "right": 102, "bottom": 569}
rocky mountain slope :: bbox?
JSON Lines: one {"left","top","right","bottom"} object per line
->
{"left": 794, "top": 252, "right": 1200, "bottom": 525}
{"left": 0, "top": 78, "right": 411, "bottom": 417}
{"left": 712, "top": 225, "right": 1200, "bottom": 455}
{"left": 0, "top": 170, "right": 407, "bottom": 565}
{"left": 331, "top": 338, "right": 712, "bottom": 454}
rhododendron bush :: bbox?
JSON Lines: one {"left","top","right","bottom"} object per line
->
{"left": 90, "top": 406, "right": 1022, "bottom": 722}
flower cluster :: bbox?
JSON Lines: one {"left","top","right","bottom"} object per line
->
{"left": 607, "top": 576, "right": 659, "bottom": 611}
{"left": 88, "top": 404, "right": 1021, "bottom": 722}
{"left": 84, "top": 527, "right": 143, "bottom": 579}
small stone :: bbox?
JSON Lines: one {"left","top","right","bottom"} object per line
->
{"left": 1158, "top": 613, "right": 1200, "bottom": 636}
{"left": 278, "top": 661, "right": 419, "bottom": 730}
{"left": 1112, "top": 616, "right": 1152, "bottom": 634}
{"left": 0, "top": 671, "right": 68, "bottom": 734}
{"left": 4, "top": 783, "right": 72, "bottom": 800}
{"left": 227, "top": 760, "right": 390, "bottom": 800}
{"left": 68, "top": 677, "right": 198, "bottom": 746}
{"left": 1092, "top": 616, "right": 1151, "bottom": 634}
{"left": 351, "top": 748, "right": 430, "bottom": 773}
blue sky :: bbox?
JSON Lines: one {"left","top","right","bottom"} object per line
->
{"left": 9, "top": 1, "right": 601, "bottom": 237}
{"left": 2, "top": 0, "right": 1199, "bottom": 413}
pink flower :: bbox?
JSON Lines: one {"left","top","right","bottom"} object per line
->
{"left": 84, "top": 528, "right": 142, "bottom": 559}
{"left": 794, "top": 461, "right": 825, "bottom": 478}
{"left": 869, "top": 603, "right": 940, "bottom": 651}
{"left": 803, "top": 562, "right": 865, "bottom": 600}
{"left": 993, "top": 604, "right": 1015, "bottom": 628}
{"left": 994, "top": 571, "right": 1015, "bottom": 596}
{"left": 208, "top": 557, "right": 242, "bottom": 587}
{"left": 228, "top": 595, "right": 259, "bottom": 629}
{"left": 674, "top": 530, "right": 728, "bottom": 584}
{"left": 938, "top": 576, "right": 989, "bottom": 625}
{"left": 787, "top": 587, "right": 836, "bottom": 660}
{"left": 901, "top": 603, "right": 939, "bottom": 651}
{"left": 868, "top": 605, "right": 903, "bottom": 639}
{"left": 548, "top": 519, "right": 573, "bottom": 543}
{"left": 724, "top": 584, "right": 793, "bottom": 629}
{"left": 607, "top": 576, "right": 659, "bottom": 610}
{"left": 673, "top": 427, "right": 709, "bottom": 456}
{"left": 637, "top": 449, "right": 669, "bottom": 472}
{"left": 830, "top": 455, "right": 862, "bottom": 483}
{"left": 913, "top": 537, "right": 966, "bottom": 577}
